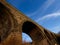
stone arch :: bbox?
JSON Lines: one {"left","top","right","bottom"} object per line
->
{"left": 22, "top": 21, "right": 44, "bottom": 44}
{"left": 1, "top": 0, "right": 60, "bottom": 45}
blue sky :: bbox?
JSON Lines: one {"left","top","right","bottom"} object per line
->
{"left": 6, "top": 0, "right": 60, "bottom": 42}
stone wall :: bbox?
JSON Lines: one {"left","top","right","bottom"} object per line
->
{"left": 0, "top": 0, "right": 60, "bottom": 45}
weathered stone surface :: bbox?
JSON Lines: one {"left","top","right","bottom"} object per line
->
{"left": 0, "top": 0, "right": 60, "bottom": 45}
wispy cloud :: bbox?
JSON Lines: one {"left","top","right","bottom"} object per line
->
{"left": 36, "top": 12, "right": 60, "bottom": 22}
{"left": 50, "top": 26, "right": 60, "bottom": 33}
{"left": 28, "top": 0, "right": 55, "bottom": 17}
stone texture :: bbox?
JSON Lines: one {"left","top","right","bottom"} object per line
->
{"left": 0, "top": 0, "right": 60, "bottom": 45}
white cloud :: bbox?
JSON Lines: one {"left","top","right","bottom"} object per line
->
{"left": 28, "top": 0, "right": 55, "bottom": 17}
{"left": 36, "top": 12, "right": 60, "bottom": 22}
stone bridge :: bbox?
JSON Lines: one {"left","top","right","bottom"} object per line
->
{"left": 0, "top": 0, "right": 60, "bottom": 45}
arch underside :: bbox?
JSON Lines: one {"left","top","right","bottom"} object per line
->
{"left": 22, "top": 21, "right": 44, "bottom": 40}
{"left": 22, "top": 21, "right": 60, "bottom": 45}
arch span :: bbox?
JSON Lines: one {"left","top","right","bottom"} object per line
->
{"left": 22, "top": 21, "right": 44, "bottom": 44}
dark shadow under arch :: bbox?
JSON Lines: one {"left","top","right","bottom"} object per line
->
{"left": 22, "top": 21, "right": 37, "bottom": 42}
{"left": 22, "top": 21, "right": 37, "bottom": 34}
{"left": 22, "top": 21, "right": 44, "bottom": 42}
